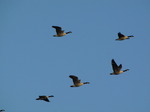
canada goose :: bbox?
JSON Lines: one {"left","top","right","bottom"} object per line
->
{"left": 110, "top": 59, "right": 129, "bottom": 75}
{"left": 52, "top": 26, "right": 72, "bottom": 37}
{"left": 69, "top": 75, "right": 90, "bottom": 87}
{"left": 116, "top": 32, "right": 134, "bottom": 40}
{"left": 0, "top": 110, "right": 5, "bottom": 112}
{"left": 36, "top": 95, "right": 54, "bottom": 102}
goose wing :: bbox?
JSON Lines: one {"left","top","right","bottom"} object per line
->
{"left": 111, "top": 59, "right": 120, "bottom": 72}
{"left": 118, "top": 64, "right": 122, "bottom": 71}
{"left": 43, "top": 98, "right": 50, "bottom": 102}
{"left": 69, "top": 75, "right": 80, "bottom": 84}
{"left": 36, "top": 96, "right": 45, "bottom": 100}
{"left": 39, "top": 96, "right": 45, "bottom": 98}
{"left": 118, "top": 32, "right": 125, "bottom": 38}
{"left": 39, "top": 96, "right": 50, "bottom": 102}
{"left": 52, "top": 26, "right": 64, "bottom": 34}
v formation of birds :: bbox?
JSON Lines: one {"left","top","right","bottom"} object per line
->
{"left": 1, "top": 26, "right": 135, "bottom": 111}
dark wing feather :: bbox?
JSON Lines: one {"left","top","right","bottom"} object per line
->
{"left": 38, "top": 96, "right": 50, "bottom": 102}
{"left": 118, "top": 64, "right": 122, "bottom": 71}
{"left": 111, "top": 59, "right": 120, "bottom": 72}
{"left": 44, "top": 98, "right": 50, "bottom": 102}
{"left": 39, "top": 96, "right": 45, "bottom": 98}
{"left": 118, "top": 32, "right": 125, "bottom": 38}
{"left": 52, "top": 26, "right": 64, "bottom": 34}
{"left": 69, "top": 75, "right": 80, "bottom": 84}
{"left": 36, "top": 96, "right": 45, "bottom": 100}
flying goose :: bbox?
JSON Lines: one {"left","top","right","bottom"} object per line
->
{"left": 36, "top": 95, "right": 54, "bottom": 102}
{"left": 52, "top": 26, "right": 72, "bottom": 37}
{"left": 69, "top": 75, "right": 90, "bottom": 87}
{"left": 110, "top": 59, "right": 129, "bottom": 75}
{"left": 116, "top": 32, "right": 134, "bottom": 40}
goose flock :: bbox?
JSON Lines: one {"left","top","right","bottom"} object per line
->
{"left": 34, "top": 26, "right": 133, "bottom": 102}
{"left": 1, "top": 26, "right": 134, "bottom": 111}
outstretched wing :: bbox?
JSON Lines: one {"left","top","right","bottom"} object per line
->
{"left": 118, "top": 32, "right": 125, "bottom": 38}
{"left": 44, "top": 98, "right": 50, "bottom": 102}
{"left": 52, "top": 26, "right": 64, "bottom": 34}
{"left": 111, "top": 59, "right": 120, "bottom": 72}
{"left": 118, "top": 64, "right": 122, "bottom": 71}
{"left": 36, "top": 96, "right": 44, "bottom": 100}
{"left": 38, "top": 96, "right": 50, "bottom": 102}
{"left": 39, "top": 96, "right": 45, "bottom": 98}
{"left": 69, "top": 75, "right": 80, "bottom": 84}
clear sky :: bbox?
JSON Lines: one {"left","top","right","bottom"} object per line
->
{"left": 0, "top": 0, "right": 150, "bottom": 112}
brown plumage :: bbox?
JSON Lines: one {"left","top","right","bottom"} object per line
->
{"left": 52, "top": 26, "right": 72, "bottom": 37}
{"left": 36, "top": 95, "right": 54, "bottom": 102}
{"left": 116, "top": 32, "right": 134, "bottom": 40}
{"left": 110, "top": 59, "right": 129, "bottom": 75}
{"left": 69, "top": 75, "right": 90, "bottom": 87}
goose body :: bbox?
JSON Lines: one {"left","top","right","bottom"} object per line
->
{"left": 36, "top": 95, "right": 54, "bottom": 102}
{"left": 116, "top": 32, "right": 134, "bottom": 40}
{"left": 110, "top": 59, "right": 129, "bottom": 75}
{"left": 69, "top": 75, "right": 90, "bottom": 87}
{"left": 52, "top": 26, "right": 72, "bottom": 37}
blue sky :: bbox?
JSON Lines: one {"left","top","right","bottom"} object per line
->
{"left": 0, "top": 0, "right": 150, "bottom": 112}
